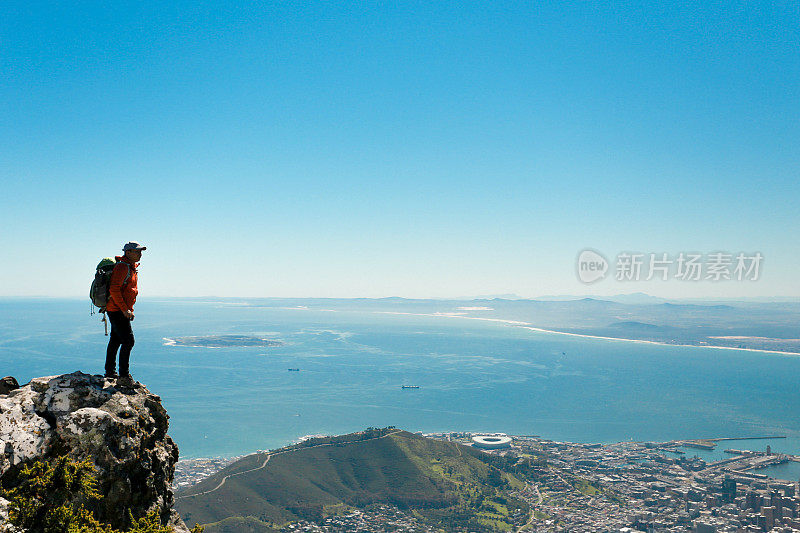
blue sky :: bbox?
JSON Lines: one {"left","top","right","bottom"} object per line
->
{"left": 2, "top": 1, "right": 798, "bottom": 298}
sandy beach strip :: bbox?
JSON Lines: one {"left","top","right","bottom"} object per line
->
{"left": 194, "top": 304, "right": 800, "bottom": 357}
{"left": 372, "top": 311, "right": 800, "bottom": 356}
{"left": 518, "top": 326, "right": 800, "bottom": 356}
{"left": 374, "top": 310, "right": 529, "bottom": 325}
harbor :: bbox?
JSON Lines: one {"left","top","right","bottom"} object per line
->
{"left": 666, "top": 436, "right": 800, "bottom": 481}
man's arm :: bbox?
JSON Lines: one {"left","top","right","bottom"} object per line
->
{"left": 108, "top": 263, "right": 131, "bottom": 316}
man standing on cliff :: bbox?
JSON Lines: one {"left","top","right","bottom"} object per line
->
{"left": 105, "top": 242, "right": 146, "bottom": 383}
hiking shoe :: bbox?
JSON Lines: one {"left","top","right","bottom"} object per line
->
{"left": 104, "top": 371, "right": 119, "bottom": 379}
{"left": 118, "top": 374, "right": 134, "bottom": 386}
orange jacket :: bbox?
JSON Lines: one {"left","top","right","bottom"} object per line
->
{"left": 106, "top": 256, "right": 138, "bottom": 314}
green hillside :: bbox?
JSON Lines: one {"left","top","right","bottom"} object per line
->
{"left": 176, "top": 429, "right": 530, "bottom": 532}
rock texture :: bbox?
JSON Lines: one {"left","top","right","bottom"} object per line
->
{"left": 0, "top": 378, "right": 18, "bottom": 396}
{"left": 0, "top": 372, "right": 189, "bottom": 532}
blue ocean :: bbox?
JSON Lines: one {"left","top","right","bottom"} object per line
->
{"left": 1, "top": 298, "right": 799, "bottom": 480}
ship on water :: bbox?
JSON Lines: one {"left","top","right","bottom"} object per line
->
{"left": 401, "top": 385, "right": 420, "bottom": 389}
{"left": 288, "top": 368, "right": 300, "bottom": 372}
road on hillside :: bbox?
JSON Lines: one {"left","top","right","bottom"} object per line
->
{"left": 176, "top": 429, "right": 403, "bottom": 499}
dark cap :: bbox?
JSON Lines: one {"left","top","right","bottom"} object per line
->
{"left": 123, "top": 242, "right": 147, "bottom": 251}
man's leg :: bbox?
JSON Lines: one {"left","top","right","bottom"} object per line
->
{"left": 105, "top": 312, "right": 123, "bottom": 375}
{"left": 116, "top": 317, "right": 135, "bottom": 376}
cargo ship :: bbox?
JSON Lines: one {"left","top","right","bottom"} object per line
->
{"left": 401, "top": 385, "right": 420, "bottom": 389}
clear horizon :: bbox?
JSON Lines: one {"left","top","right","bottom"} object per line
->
{"left": 2, "top": 2, "right": 798, "bottom": 300}
{"left": 2, "top": 292, "right": 799, "bottom": 303}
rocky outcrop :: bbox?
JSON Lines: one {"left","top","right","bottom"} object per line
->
{"left": 0, "top": 378, "right": 18, "bottom": 396}
{"left": 0, "top": 372, "right": 189, "bottom": 532}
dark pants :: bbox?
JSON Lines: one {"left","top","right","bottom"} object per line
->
{"left": 106, "top": 311, "right": 134, "bottom": 375}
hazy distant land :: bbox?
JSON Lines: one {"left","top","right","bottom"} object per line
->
{"left": 208, "top": 295, "right": 800, "bottom": 355}
{"left": 163, "top": 335, "right": 283, "bottom": 348}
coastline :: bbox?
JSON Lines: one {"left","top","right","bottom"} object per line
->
{"left": 369, "top": 310, "right": 800, "bottom": 357}
{"left": 174, "top": 431, "right": 800, "bottom": 491}
{"left": 518, "top": 325, "right": 800, "bottom": 357}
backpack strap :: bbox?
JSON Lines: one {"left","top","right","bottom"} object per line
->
{"left": 115, "top": 261, "right": 132, "bottom": 286}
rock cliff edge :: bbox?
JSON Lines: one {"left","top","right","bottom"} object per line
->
{"left": 0, "top": 372, "right": 189, "bottom": 532}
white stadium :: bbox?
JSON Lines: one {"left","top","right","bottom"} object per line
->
{"left": 471, "top": 434, "right": 512, "bottom": 450}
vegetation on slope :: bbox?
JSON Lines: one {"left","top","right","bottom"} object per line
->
{"left": 0, "top": 456, "right": 203, "bottom": 533}
{"left": 176, "top": 429, "right": 530, "bottom": 532}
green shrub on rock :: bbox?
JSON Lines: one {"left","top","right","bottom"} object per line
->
{"left": 1, "top": 456, "right": 203, "bottom": 533}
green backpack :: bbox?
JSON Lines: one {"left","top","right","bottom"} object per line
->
{"left": 90, "top": 258, "right": 130, "bottom": 312}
